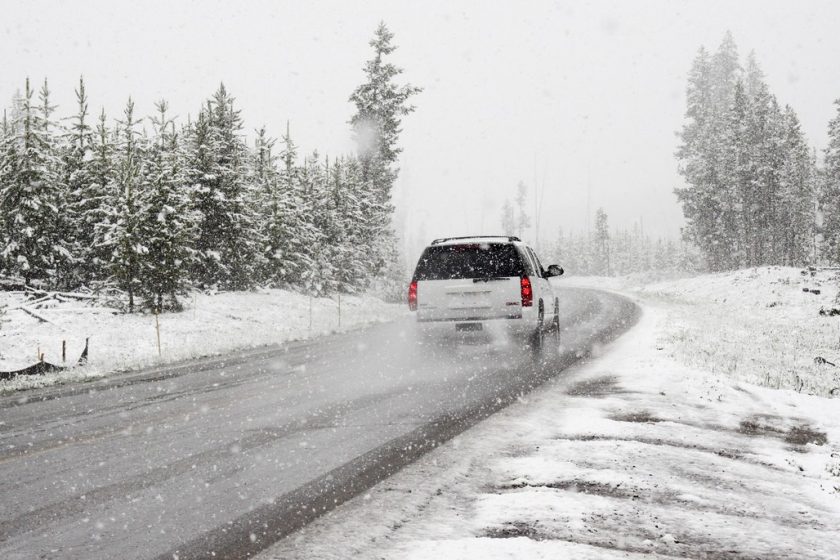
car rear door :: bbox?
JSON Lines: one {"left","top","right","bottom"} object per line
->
{"left": 413, "top": 243, "right": 525, "bottom": 322}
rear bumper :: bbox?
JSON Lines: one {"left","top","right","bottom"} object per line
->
{"left": 416, "top": 304, "right": 537, "bottom": 324}
{"left": 416, "top": 313, "right": 522, "bottom": 322}
{"left": 414, "top": 313, "right": 536, "bottom": 340}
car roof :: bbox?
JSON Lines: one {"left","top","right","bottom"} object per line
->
{"left": 430, "top": 236, "right": 523, "bottom": 247}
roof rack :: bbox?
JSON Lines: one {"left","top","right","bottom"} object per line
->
{"left": 430, "top": 235, "right": 521, "bottom": 245}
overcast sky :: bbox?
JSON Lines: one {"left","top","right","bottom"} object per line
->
{"left": 3, "top": 0, "right": 840, "bottom": 260}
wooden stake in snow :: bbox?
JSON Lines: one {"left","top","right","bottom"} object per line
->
{"left": 62, "top": 340, "right": 66, "bottom": 364}
{"left": 154, "top": 309, "right": 162, "bottom": 357}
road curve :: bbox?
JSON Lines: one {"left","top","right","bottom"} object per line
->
{"left": 0, "top": 287, "right": 638, "bottom": 560}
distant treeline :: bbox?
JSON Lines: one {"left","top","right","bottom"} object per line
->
{"left": 545, "top": 208, "right": 700, "bottom": 277}
{"left": 675, "top": 32, "right": 839, "bottom": 271}
{"left": 0, "top": 23, "right": 419, "bottom": 311}
{"left": 497, "top": 184, "right": 698, "bottom": 277}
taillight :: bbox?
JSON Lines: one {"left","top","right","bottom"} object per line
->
{"left": 520, "top": 276, "right": 533, "bottom": 307}
{"left": 408, "top": 281, "right": 418, "bottom": 311}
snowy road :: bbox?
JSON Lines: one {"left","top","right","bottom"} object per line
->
{"left": 0, "top": 287, "right": 637, "bottom": 560}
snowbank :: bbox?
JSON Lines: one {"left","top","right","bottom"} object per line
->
{"left": 0, "top": 289, "right": 404, "bottom": 393}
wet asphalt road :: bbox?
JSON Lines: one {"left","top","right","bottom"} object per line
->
{"left": 0, "top": 287, "right": 638, "bottom": 559}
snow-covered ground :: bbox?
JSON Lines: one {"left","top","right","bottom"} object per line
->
{"left": 260, "top": 267, "right": 840, "bottom": 559}
{"left": 567, "top": 267, "right": 840, "bottom": 396}
{"left": 0, "top": 289, "right": 403, "bottom": 393}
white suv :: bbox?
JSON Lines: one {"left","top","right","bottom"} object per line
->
{"left": 408, "top": 236, "right": 564, "bottom": 347}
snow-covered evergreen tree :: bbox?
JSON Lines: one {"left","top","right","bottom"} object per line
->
{"left": 675, "top": 46, "right": 725, "bottom": 270}
{"left": 38, "top": 79, "right": 74, "bottom": 287}
{"left": 0, "top": 110, "right": 14, "bottom": 278}
{"left": 271, "top": 125, "right": 316, "bottom": 288}
{"left": 187, "top": 85, "right": 261, "bottom": 290}
{"left": 593, "top": 208, "right": 610, "bottom": 275}
{"left": 138, "top": 100, "right": 195, "bottom": 310}
{"left": 252, "top": 126, "right": 281, "bottom": 285}
{"left": 0, "top": 78, "right": 69, "bottom": 287}
{"left": 515, "top": 181, "right": 530, "bottom": 239}
{"left": 349, "top": 22, "right": 421, "bottom": 285}
{"left": 720, "top": 79, "right": 750, "bottom": 267}
{"left": 349, "top": 22, "right": 421, "bottom": 199}
{"left": 251, "top": 126, "right": 326, "bottom": 291}
{"left": 500, "top": 200, "right": 516, "bottom": 236}
{"left": 324, "top": 156, "right": 353, "bottom": 292}
{"left": 677, "top": 33, "right": 815, "bottom": 270}
{"left": 822, "top": 99, "right": 840, "bottom": 264}
{"left": 63, "top": 77, "right": 100, "bottom": 285}
{"left": 101, "top": 98, "right": 146, "bottom": 311}
{"left": 777, "top": 107, "right": 815, "bottom": 265}
{"left": 320, "top": 153, "right": 388, "bottom": 294}
{"left": 296, "top": 152, "right": 335, "bottom": 295}
{"left": 87, "top": 108, "right": 117, "bottom": 284}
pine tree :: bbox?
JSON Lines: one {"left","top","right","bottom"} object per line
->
{"left": 821, "top": 99, "right": 840, "bottom": 264}
{"left": 87, "top": 108, "right": 117, "bottom": 283}
{"left": 0, "top": 78, "right": 68, "bottom": 287}
{"left": 675, "top": 46, "right": 725, "bottom": 270}
{"left": 64, "top": 77, "right": 99, "bottom": 285}
{"left": 38, "top": 79, "right": 74, "bottom": 287}
{"left": 327, "top": 156, "right": 369, "bottom": 293}
{"left": 593, "top": 208, "right": 610, "bottom": 275}
{"left": 676, "top": 33, "right": 814, "bottom": 270}
{"left": 501, "top": 200, "right": 515, "bottom": 236}
{"left": 188, "top": 85, "right": 261, "bottom": 290}
{"left": 0, "top": 110, "right": 15, "bottom": 278}
{"left": 349, "top": 22, "right": 421, "bottom": 283}
{"left": 777, "top": 107, "right": 816, "bottom": 265}
{"left": 252, "top": 126, "right": 281, "bottom": 285}
{"left": 745, "top": 78, "right": 784, "bottom": 265}
{"left": 268, "top": 125, "right": 316, "bottom": 288}
{"left": 515, "top": 181, "right": 530, "bottom": 239}
{"left": 138, "top": 100, "right": 194, "bottom": 310}
{"left": 720, "top": 79, "right": 750, "bottom": 268}
{"left": 349, "top": 22, "right": 421, "bottom": 197}
{"left": 297, "top": 152, "right": 335, "bottom": 295}
{"left": 343, "top": 146, "right": 395, "bottom": 285}
{"left": 676, "top": 34, "right": 743, "bottom": 270}
{"left": 183, "top": 107, "right": 213, "bottom": 286}
{"left": 102, "top": 98, "right": 145, "bottom": 311}
{"left": 347, "top": 157, "right": 377, "bottom": 291}
{"left": 711, "top": 31, "right": 741, "bottom": 116}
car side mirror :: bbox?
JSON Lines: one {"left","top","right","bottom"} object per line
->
{"left": 547, "top": 264, "right": 564, "bottom": 277}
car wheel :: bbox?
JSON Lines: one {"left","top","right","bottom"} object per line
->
{"left": 529, "top": 302, "right": 545, "bottom": 354}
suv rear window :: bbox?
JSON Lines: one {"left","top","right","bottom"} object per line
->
{"left": 413, "top": 243, "right": 525, "bottom": 281}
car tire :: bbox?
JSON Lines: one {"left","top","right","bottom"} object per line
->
{"left": 529, "top": 302, "right": 545, "bottom": 353}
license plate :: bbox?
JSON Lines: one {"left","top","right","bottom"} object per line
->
{"left": 455, "top": 323, "right": 483, "bottom": 332}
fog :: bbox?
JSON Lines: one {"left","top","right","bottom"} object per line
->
{"left": 3, "top": 0, "right": 839, "bottom": 261}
